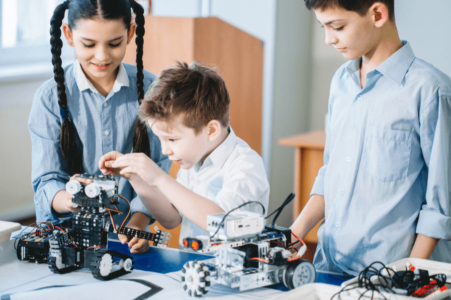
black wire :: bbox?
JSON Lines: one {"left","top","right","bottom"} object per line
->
{"left": 270, "top": 193, "right": 295, "bottom": 226}
{"left": 210, "top": 201, "right": 266, "bottom": 240}
{"left": 265, "top": 193, "right": 294, "bottom": 220}
{"left": 331, "top": 261, "right": 448, "bottom": 300}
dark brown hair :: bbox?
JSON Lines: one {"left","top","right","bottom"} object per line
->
{"left": 305, "top": 0, "right": 395, "bottom": 21}
{"left": 50, "top": 0, "right": 149, "bottom": 175}
{"left": 138, "top": 61, "right": 230, "bottom": 134}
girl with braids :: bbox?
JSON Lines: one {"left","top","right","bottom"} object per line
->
{"left": 28, "top": 0, "right": 170, "bottom": 254}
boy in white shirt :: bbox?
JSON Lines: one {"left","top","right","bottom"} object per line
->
{"left": 99, "top": 62, "right": 269, "bottom": 248}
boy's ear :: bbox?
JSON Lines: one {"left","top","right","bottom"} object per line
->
{"left": 370, "top": 2, "right": 390, "bottom": 28}
{"left": 206, "top": 120, "right": 222, "bottom": 142}
{"left": 62, "top": 23, "right": 74, "bottom": 47}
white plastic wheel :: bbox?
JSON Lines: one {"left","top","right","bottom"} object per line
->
{"left": 119, "top": 258, "right": 133, "bottom": 272}
{"left": 99, "top": 253, "right": 113, "bottom": 277}
{"left": 181, "top": 261, "right": 211, "bottom": 297}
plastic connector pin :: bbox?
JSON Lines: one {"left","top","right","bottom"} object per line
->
{"left": 298, "top": 245, "right": 307, "bottom": 257}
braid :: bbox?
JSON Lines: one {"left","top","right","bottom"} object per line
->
{"left": 130, "top": 1, "right": 151, "bottom": 157}
{"left": 50, "top": 1, "right": 84, "bottom": 175}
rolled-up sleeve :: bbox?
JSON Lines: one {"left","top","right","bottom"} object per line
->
{"left": 29, "top": 84, "right": 71, "bottom": 222}
{"left": 214, "top": 155, "right": 269, "bottom": 216}
{"left": 416, "top": 94, "right": 451, "bottom": 240}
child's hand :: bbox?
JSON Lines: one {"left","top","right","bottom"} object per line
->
{"left": 112, "top": 153, "right": 165, "bottom": 186}
{"left": 99, "top": 151, "right": 133, "bottom": 179}
{"left": 65, "top": 174, "right": 93, "bottom": 212}
{"left": 118, "top": 228, "right": 150, "bottom": 254}
{"left": 119, "top": 212, "right": 151, "bottom": 254}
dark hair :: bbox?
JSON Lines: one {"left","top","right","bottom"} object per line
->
{"left": 50, "top": 0, "right": 149, "bottom": 175}
{"left": 304, "top": 0, "right": 395, "bottom": 21}
{"left": 138, "top": 61, "right": 230, "bottom": 135}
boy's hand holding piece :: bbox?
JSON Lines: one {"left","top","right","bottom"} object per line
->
{"left": 100, "top": 151, "right": 165, "bottom": 186}
{"left": 113, "top": 153, "right": 166, "bottom": 186}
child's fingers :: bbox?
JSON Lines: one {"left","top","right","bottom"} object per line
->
{"left": 99, "top": 151, "right": 123, "bottom": 170}
{"left": 69, "top": 174, "right": 93, "bottom": 185}
{"left": 113, "top": 154, "right": 139, "bottom": 167}
{"left": 118, "top": 234, "right": 130, "bottom": 244}
{"left": 130, "top": 239, "right": 149, "bottom": 254}
{"left": 104, "top": 161, "right": 115, "bottom": 169}
{"left": 128, "top": 237, "right": 140, "bottom": 247}
{"left": 112, "top": 158, "right": 129, "bottom": 168}
{"left": 119, "top": 166, "right": 135, "bottom": 175}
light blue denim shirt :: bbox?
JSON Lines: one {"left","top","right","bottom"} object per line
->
{"left": 29, "top": 61, "right": 171, "bottom": 225}
{"left": 312, "top": 41, "right": 451, "bottom": 275}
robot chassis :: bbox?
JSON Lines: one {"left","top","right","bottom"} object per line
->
{"left": 181, "top": 211, "right": 316, "bottom": 297}
{"left": 15, "top": 174, "right": 171, "bottom": 280}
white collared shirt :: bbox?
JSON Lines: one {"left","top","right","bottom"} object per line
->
{"left": 176, "top": 127, "right": 270, "bottom": 248}
{"left": 73, "top": 59, "right": 129, "bottom": 94}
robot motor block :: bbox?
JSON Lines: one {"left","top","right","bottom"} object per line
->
{"left": 15, "top": 173, "right": 171, "bottom": 280}
{"left": 181, "top": 211, "right": 316, "bottom": 297}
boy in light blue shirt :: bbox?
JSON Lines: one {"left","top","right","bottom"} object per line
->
{"left": 291, "top": 0, "right": 451, "bottom": 275}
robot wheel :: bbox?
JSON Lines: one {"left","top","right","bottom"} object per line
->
{"left": 283, "top": 259, "right": 316, "bottom": 289}
{"left": 181, "top": 260, "right": 211, "bottom": 297}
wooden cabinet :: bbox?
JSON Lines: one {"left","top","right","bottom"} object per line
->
{"left": 124, "top": 15, "right": 264, "bottom": 248}
{"left": 279, "top": 130, "right": 325, "bottom": 243}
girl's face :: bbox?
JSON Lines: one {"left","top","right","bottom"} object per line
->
{"left": 63, "top": 18, "right": 135, "bottom": 83}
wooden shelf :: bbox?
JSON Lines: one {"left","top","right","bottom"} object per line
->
{"left": 279, "top": 130, "right": 325, "bottom": 243}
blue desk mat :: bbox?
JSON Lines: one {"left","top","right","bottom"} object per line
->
{"left": 108, "top": 241, "right": 213, "bottom": 274}
{"left": 108, "top": 241, "right": 353, "bottom": 290}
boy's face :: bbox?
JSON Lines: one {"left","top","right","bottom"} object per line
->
{"left": 315, "top": 6, "right": 379, "bottom": 60}
{"left": 150, "top": 116, "right": 211, "bottom": 170}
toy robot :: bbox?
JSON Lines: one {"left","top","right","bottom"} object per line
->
{"left": 15, "top": 173, "right": 171, "bottom": 280}
{"left": 180, "top": 205, "right": 316, "bottom": 297}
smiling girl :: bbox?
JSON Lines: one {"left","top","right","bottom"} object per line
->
{"left": 28, "top": 0, "right": 170, "bottom": 253}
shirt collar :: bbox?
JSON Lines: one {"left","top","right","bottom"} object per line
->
{"left": 340, "top": 41, "right": 416, "bottom": 85}
{"left": 74, "top": 60, "right": 129, "bottom": 94}
{"left": 375, "top": 41, "right": 415, "bottom": 85}
{"left": 201, "top": 126, "right": 237, "bottom": 171}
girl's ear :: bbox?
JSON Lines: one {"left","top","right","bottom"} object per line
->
{"left": 127, "top": 23, "right": 137, "bottom": 44}
{"left": 62, "top": 23, "right": 74, "bottom": 46}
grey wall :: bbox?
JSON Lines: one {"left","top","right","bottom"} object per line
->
{"left": 268, "top": 0, "right": 313, "bottom": 227}
{"left": 395, "top": 0, "right": 451, "bottom": 78}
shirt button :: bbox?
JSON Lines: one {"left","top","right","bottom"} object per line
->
{"left": 335, "top": 222, "right": 340, "bottom": 228}
{"left": 346, "top": 157, "right": 351, "bottom": 162}
{"left": 341, "top": 190, "right": 345, "bottom": 196}
{"left": 103, "top": 102, "right": 108, "bottom": 107}
{"left": 358, "top": 95, "right": 362, "bottom": 100}
{"left": 352, "top": 124, "right": 356, "bottom": 130}
{"left": 104, "top": 130, "right": 109, "bottom": 136}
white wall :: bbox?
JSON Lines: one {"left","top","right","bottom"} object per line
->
{"left": 0, "top": 79, "right": 47, "bottom": 221}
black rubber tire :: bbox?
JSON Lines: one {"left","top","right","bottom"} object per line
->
{"left": 283, "top": 259, "right": 316, "bottom": 289}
